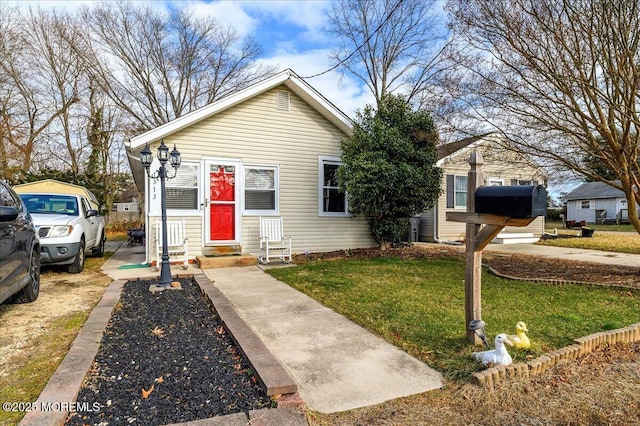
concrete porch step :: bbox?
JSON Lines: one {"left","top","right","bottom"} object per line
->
{"left": 492, "top": 232, "right": 540, "bottom": 244}
{"left": 196, "top": 254, "right": 258, "bottom": 268}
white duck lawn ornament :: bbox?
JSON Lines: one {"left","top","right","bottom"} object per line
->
{"left": 473, "top": 333, "right": 513, "bottom": 367}
{"left": 507, "top": 321, "right": 531, "bottom": 349}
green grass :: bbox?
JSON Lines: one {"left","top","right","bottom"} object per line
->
{"left": 545, "top": 220, "right": 638, "bottom": 233}
{"left": 541, "top": 221, "right": 640, "bottom": 253}
{"left": 268, "top": 256, "right": 640, "bottom": 381}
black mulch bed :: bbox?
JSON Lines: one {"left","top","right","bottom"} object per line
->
{"left": 66, "top": 277, "right": 271, "bottom": 426}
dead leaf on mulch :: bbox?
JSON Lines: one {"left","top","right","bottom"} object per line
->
{"left": 141, "top": 383, "right": 154, "bottom": 399}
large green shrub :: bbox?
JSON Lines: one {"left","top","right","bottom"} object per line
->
{"left": 339, "top": 94, "right": 442, "bottom": 247}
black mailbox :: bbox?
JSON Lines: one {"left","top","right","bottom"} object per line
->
{"left": 475, "top": 185, "right": 546, "bottom": 218}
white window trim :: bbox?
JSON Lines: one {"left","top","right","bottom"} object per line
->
{"left": 242, "top": 164, "right": 280, "bottom": 216}
{"left": 318, "top": 155, "right": 349, "bottom": 217}
{"left": 454, "top": 175, "right": 467, "bottom": 209}
{"left": 166, "top": 160, "right": 201, "bottom": 216}
{"left": 579, "top": 200, "right": 592, "bottom": 209}
{"left": 487, "top": 177, "right": 504, "bottom": 186}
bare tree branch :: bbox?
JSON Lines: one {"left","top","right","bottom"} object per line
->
{"left": 327, "top": 0, "right": 451, "bottom": 109}
{"left": 79, "top": 1, "right": 276, "bottom": 131}
{"left": 448, "top": 0, "right": 640, "bottom": 232}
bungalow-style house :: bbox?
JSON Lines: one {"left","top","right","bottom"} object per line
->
{"left": 563, "top": 181, "right": 638, "bottom": 224}
{"left": 126, "top": 69, "right": 375, "bottom": 265}
{"left": 418, "top": 134, "right": 546, "bottom": 244}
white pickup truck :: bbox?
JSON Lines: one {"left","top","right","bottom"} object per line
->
{"left": 18, "top": 192, "right": 106, "bottom": 273}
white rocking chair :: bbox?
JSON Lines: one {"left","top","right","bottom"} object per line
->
{"left": 258, "top": 216, "right": 292, "bottom": 264}
{"left": 155, "top": 219, "right": 189, "bottom": 270}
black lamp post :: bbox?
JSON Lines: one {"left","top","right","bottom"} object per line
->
{"left": 141, "top": 139, "right": 181, "bottom": 286}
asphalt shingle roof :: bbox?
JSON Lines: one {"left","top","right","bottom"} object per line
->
{"left": 563, "top": 181, "right": 624, "bottom": 200}
{"left": 436, "top": 134, "right": 489, "bottom": 160}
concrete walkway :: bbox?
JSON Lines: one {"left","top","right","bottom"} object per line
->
{"left": 203, "top": 266, "right": 444, "bottom": 414}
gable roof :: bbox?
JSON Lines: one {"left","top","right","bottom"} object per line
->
{"left": 14, "top": 179, "right": 100, "bottom": 208}
{"left": 436, "top": 133, "right": 492, "bottom": 162}
{"left": 563, "top": 181, "right": 624, "bottom": 200}
{"left": 128, "top": 69, "right": 352, "bottom": 150}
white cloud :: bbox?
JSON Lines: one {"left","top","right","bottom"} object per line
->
{"left": 181, "top": 1, "right": 258, "bottom": 36}
{"left": 240, "top": 0, "right": 331, "bottom": 31}
{"left": 11, "top": 0, "right": 98, "bottom": 11}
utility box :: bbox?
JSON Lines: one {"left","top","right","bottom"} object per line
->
{"left": 475, "top": 185, "right": 547, "bottom": 218}
{"left": 406, "top": 216, "right": 420, "bottom": 242}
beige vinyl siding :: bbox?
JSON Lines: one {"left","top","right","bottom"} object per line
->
{"left": 422, "top": 140, "right": 545, "bottom": 242}
{"left": 148, "top": 86, "right": 374, "bottom": 257}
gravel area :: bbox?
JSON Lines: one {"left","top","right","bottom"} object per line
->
{"left": 66, "top": 277, "right": 271, "bottom": 425}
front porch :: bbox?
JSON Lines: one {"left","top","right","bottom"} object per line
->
{"left": 197, "top": 245, "right": 257, "bottom": 268}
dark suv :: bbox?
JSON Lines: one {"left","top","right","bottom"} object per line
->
{"left": 0, "top": 180, "right": 40, "bottom": 304}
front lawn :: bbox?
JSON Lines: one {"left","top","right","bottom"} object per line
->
{"left": 538, "top": 226, "right": 640, "bottom": 254}
{"left": 545, "top": 220, "right": 638, "bottom": 233}
{"left": 267, "top": 255, "right": 640, "bottom": 381}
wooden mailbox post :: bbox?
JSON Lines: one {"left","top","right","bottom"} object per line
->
{"left": 446, "top": 151, "right": 538, "bottom": 344}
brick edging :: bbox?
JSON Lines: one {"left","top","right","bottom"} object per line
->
{"left": 19, "top": 279, "right": 127, "bottom": 426}
{"left": 484, "top": 264, "right": 638, "bottom": 290}
{"left": 475, "top": 265, "right": 640, "bottom": 389}
{"left": 20, "top": 274, "right": 302, "bottom": 426}
{"left": 472, "top": 323, "right": 640, "bottom": 389}
{"left": 193, "top": 274, "right": 299, "bottom": 399}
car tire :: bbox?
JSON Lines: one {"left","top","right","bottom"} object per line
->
{"left": 13, "top": 247, "right": 41, "bottom": 303}
{"left": 68, "top": 238, "right": 85, "bottom": 274}
{"left": 92, "top": 232, "right": 105, "bottom": 257}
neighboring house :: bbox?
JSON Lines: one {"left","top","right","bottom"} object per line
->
{"left": 110, "top": 198, "right": 141, "bottom": 223}
{"left": 563, "top": 181, "right": 637, "bottom": 224}
{"left": 112, "top": 199, "right": 140, "bottom": 213}
{"left": 14, "top": 179, "right": 100, "bottom": 210}
{"left": 126, "top": 69, "right": 375, "bottom": 265}
{"left": 419, "top": 134, "right": 547, "bottom": 243}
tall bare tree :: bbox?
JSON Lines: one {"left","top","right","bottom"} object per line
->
{"left": 79, "top": 1, "right": 275, "bottom": 131}
{"left": 25, "top": 9, "right": 87, "bottom": 174}
{"left": 447, "top": 0, "right": 640, "bottom": 233}
{"left": 326, "top": 0, "right": 451, "bottom": 109}
{"left": 0, "top": 5, "right": 80, "bottom": 181}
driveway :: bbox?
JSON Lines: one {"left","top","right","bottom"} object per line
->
{"left": 484, "top": 243, "right": 640, "bottom": 267}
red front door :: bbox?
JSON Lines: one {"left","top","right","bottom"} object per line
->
{"left": 209, "top": 164, "right": 236, "bottom": 241}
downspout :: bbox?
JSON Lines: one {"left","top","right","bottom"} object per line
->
{"left": 433, "top": 204, "right": 442, "bottom": 243}
{"left": 142, "top": 169, "right": 152, "bottom": 267}
{"left": 143, "top": 179, "right": 151, "bottom": 266}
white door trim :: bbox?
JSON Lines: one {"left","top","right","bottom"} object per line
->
{"left": 203, "top": 158, "right": 242, "bottom": 246}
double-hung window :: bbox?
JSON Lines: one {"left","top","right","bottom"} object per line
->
{"left": 319, "top": 156, "right": 348, "bottom": 216}
{"left": 455, "top": 175, "right": 468, "bottom": 208}
{"left": 166, "top": 162, "right": 199, "bottom": 210}
{"left": 446, "top": 174, "right": 468, "bottom": 208}
{"left": 244, "top": 166, "right": 278, "bottom": 215}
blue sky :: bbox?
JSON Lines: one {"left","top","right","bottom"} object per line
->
{"left": 186, "top": 1, "right": 378, "bottom": 116}
{"left": 17, "top": 0, "right": 377, "bottom": 117}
